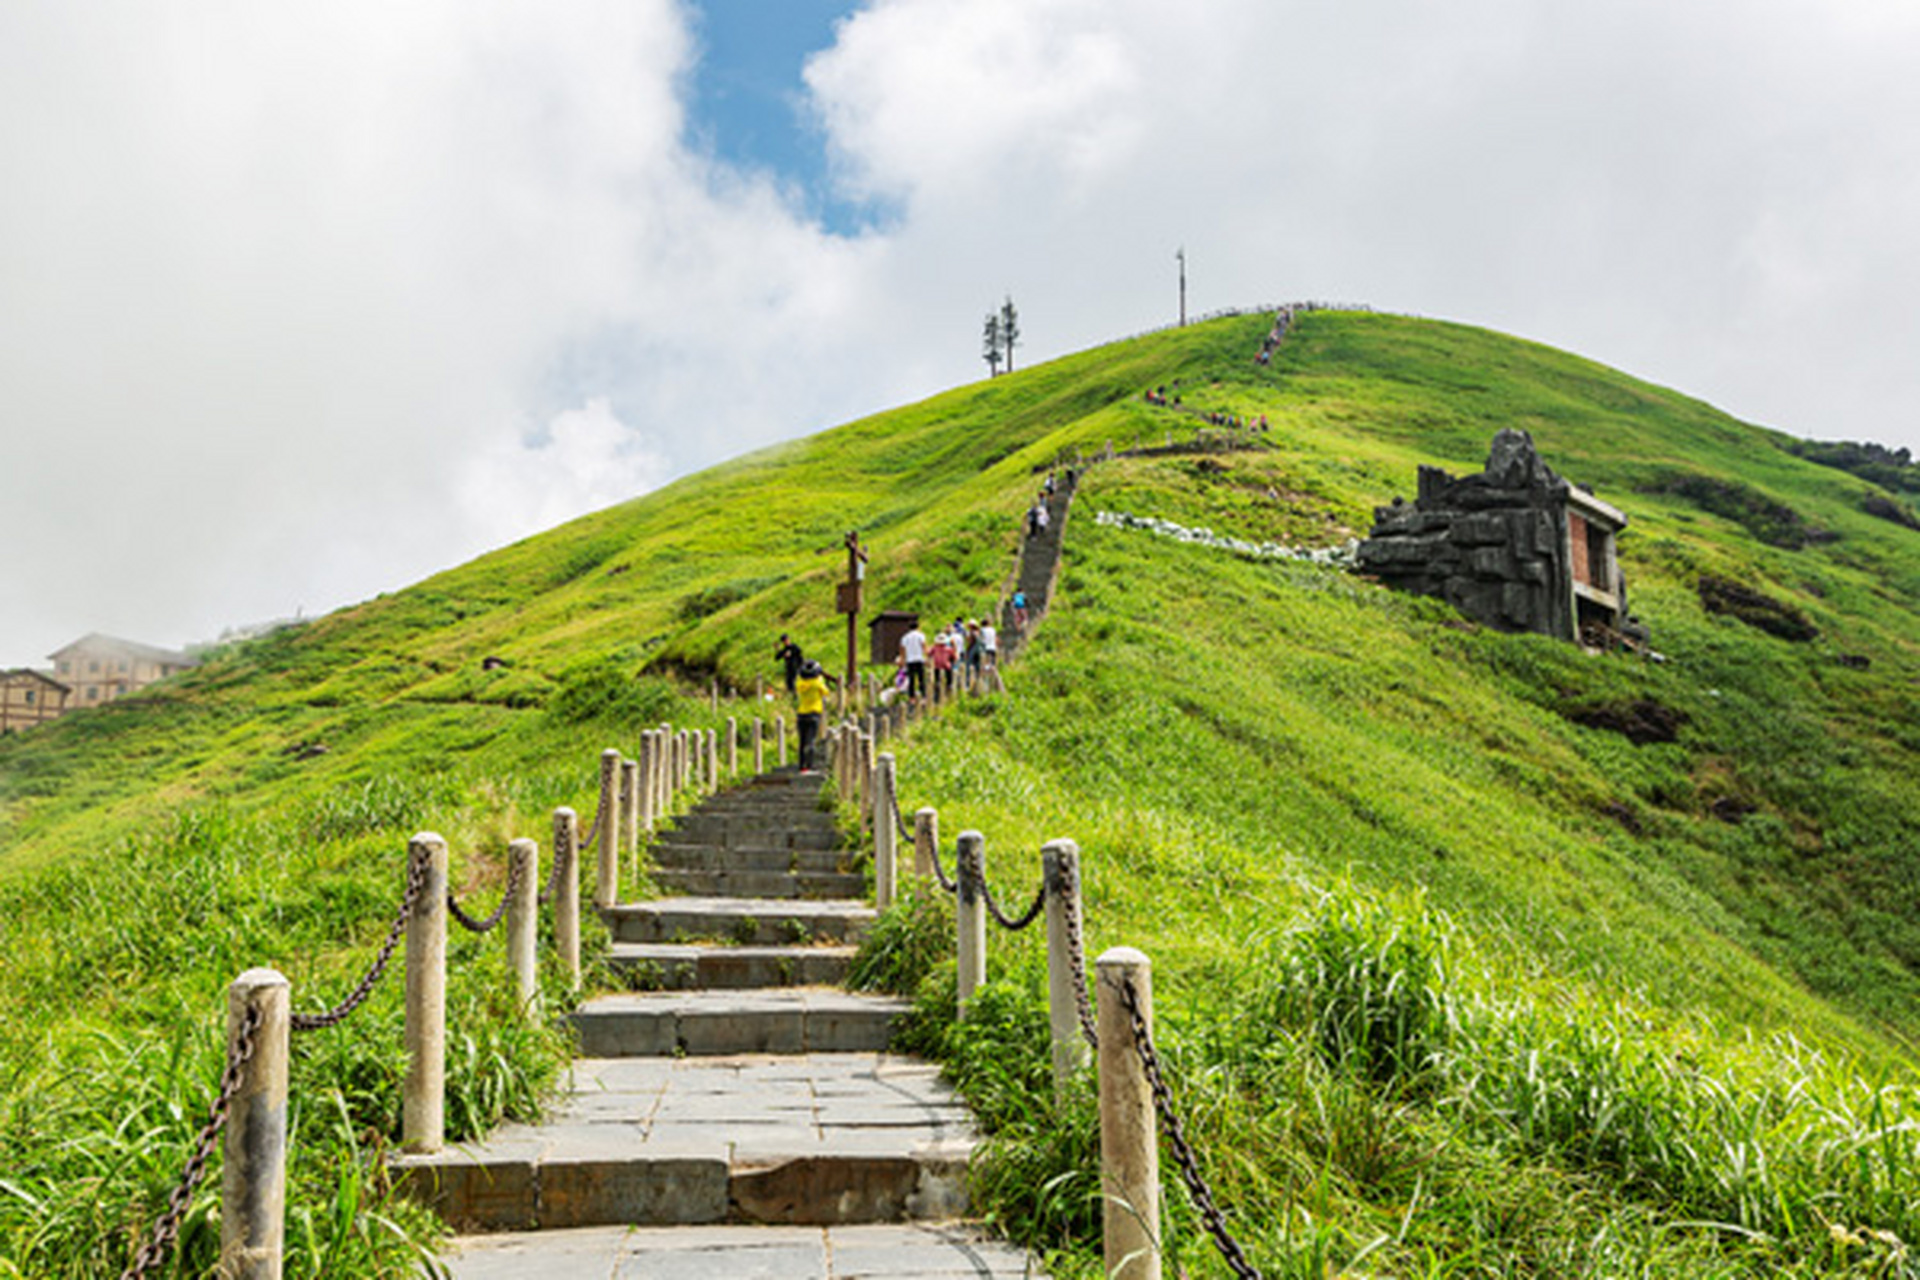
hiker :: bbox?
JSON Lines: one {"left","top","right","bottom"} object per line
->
{"left": 774, "top": 633, "right": 804, "bottom": 694}
{"left": 980, "top": 618, "right": 999, "bottom": 685}
{"left": 794, "top": 659, "right": 830, "bottom": 771}
{"left": 1010, "top": 589, "right": 1028, "bottom": 633}
{"left": 899, "top": 619, "right": 928, "bottom": 700}
{"left": 963, "top": 620, "right": 983, "bottom": 687}
{"left": 930, "top": 631, "right": 955, "bottom": 694}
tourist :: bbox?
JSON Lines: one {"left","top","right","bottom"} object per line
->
{"left": 930, "top": 631, "right": 955, "bottom": 694}
{"left": 794, "top": 660, "right": 829, "bottom": 771}
{"left": 963, "top": 620, "right": 983, "bottom": 686}
{"left": 774, "top": 633, "right": 804, "bottom": 694}
{"left": 980, "top": 618, "right": 999, "bottom": 682}
{"left": 1010, "top": 590, "right": 1028, "bottom": 633}
{"left": 899, "top": 618, "right": 927, "bottom": 700}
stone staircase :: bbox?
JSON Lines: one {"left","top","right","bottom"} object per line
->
{"left": 404, "top": 767, "right": 1040, "bottom": 1277}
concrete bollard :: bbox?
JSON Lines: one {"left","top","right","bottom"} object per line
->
{"left": 913, "top": 808, "right": 937, "bottom": 880}
{"left": 859, "top": 733, "right": 875, "bottom": 826}
{"left": 1097, "top": 947, "right": 1161, "bottom": 1280}
{"left": 727, "top": 716, "right": 738, "bottom": 778}
{"left": 1043, "top": 840, "right": 1090, "bottom": 1091}
{"left": 507, "top": 839, "right": 539, "bottom": 1019}
{"left": 404, "top": 833, "right": 449, "bottom": 1154}
{"left": 707, "top": 728, "right": 719, "bottom": 791}
{"left": 753, "top": 718, "right": 765, "bottom": 774}
{"left": 220, "top": 968, "right": 289, "bottom": 1280}
{"left": 955, "top": 831, "right": 987, "bottom": 1017}
{"left": 777, "top": 714, "right": 788, "bottom": 767}
{"left": 710, "top": 676, "right": 718, "bottom": 712}
{"left": 596, "top": 749, "right": 622, "bottom": 910}
{"left": 552, "top": 809, "right": 580, "bottom": 992}
{"left": 620, "top": 758, "right": 639, "bottom": 876}
{"left": 637, "top": 733, "right": 657, "bottom": 834}
{"left": 874, "top": 753, "right": 897, "bottom": 912}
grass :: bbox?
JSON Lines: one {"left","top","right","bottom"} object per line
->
{"left": 2, "top": 307, "right": 1918, "bottom": 1274}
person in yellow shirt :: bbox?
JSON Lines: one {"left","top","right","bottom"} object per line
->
{"left": 794, "top": 659, "right": 831, "bottom": 771}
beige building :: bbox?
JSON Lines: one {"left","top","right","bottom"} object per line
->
{"left": 0, "top": 669, "right": 71, "bottom": 734}
{"left": 46, "top": 634, "right": 199, "bottom": 712}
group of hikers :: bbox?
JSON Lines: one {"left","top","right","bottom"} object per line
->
{"left": 773, "top": 614, "right": 1008, "bottom": 772}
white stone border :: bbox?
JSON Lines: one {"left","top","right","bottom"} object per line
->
{"left": 1093, "top": 509, "right": 1359, "bottom": 568}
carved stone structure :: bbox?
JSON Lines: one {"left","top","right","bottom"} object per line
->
{"left": 1357, "top": 429, "right": 1643, "bottom": 646}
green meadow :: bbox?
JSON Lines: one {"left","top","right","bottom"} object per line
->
{"left": 2, "top": 310, "right": 1917, "bottom": 1276}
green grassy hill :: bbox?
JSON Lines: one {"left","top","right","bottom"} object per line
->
{"left": 4, "top": 310, "right": 1918, "bottom": 1277}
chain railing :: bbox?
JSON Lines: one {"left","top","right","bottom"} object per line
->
{"left": 447, "top": 847, "right": 525, "bottom": 935}
{"left": 979, "top": 866, "right": 1046, "bottom": 932}
{"left": 117, "top": 1003, "right": 262, "bottom": 1280}
{"left": 1121, "top": 975, "right": 1265, "bottom": 1280}
{"left": 289, "top": 842, "right": 429, "bottom": 1033}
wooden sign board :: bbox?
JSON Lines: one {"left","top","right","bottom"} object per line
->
{"left": 836, "top": 582, "right": 863, "bottom": 614}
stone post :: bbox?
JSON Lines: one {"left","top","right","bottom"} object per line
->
{"left": 956, "top": 830, "right": 986, "bottom": 1017}
{"left": 506, "top": 839, "right": 539, "bottom": 1018}
{"left": 777, "top": 714, "right": 788, "bottom": 767}
{"left": 1098, "top": 947, "right": 1160, "bottom": 1280}
{"left": 874, "top": 753, "right": 897, "bottom": 912}
{"left": 637, "top": 733, "right": 657, "bottom": 834}
{"left": 859, "top": 733, "right": 875, "bottom": 827}
{"left": 620, "top": 758, "right": 639, "bottom": 874}
{"left": 707, "top": 728, "right": 719, "bottom": 792}
{"left": 220, "top": 967, "right": 289, "bottom": 1280}
{"left": 552, "top": 809, "right": 580, "bottom": 992}
{"left": 727, "top": 716, "right": 738, "bottom": 778}
{"left": 404, "top": 833, "right": 448, "bottom": 1153}
{"left": 1043, "top": 840, "right": 1090, "bottom": 1091}
{"left": 913, "top": 808, "right": 937, "bottom": 880}
{"left": 753, "top": 718, "right": 765, "bottom": 774}
{"left": 709, "top": 676, "right": 718, "bottom": 712}
{"left": 596, "top": 749, "right": 621, "bottom": 910}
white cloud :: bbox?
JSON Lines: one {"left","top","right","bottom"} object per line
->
{"left": 3, "top": 0, "right": 1918, "bottom": 664}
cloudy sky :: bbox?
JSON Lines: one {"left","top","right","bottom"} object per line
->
{"left": 4, "top": 0, "right": 1917, "bottom": 666}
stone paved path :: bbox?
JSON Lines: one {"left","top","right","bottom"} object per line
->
{"left": 410, "top": 768, "right": 1045, "bottom": 1277}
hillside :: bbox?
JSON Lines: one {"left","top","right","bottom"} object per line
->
{"left": 4, "top": 309, "right": 1919, "bottom": 1276}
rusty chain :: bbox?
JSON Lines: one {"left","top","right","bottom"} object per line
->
{"left": 929, "top": 834, "right": 959, "bottom": 894}
{"left": 577, "top": 764, "right": 612, "bottom": 853}
{"left": 118, "top": 1003, "right": 262, "bottom": 1280}
{"left": 979, "top": 866, "right": 1047, "bottom": 932}
{"left": 448, "top": 845, "right": 526, "bottom": 935}
{"left": 1061, "top": 855, "right": 1098, "bottom": 1049}
{"left": 1120, "top": 976, "right": 1265, "bottom": 1280}
{"left": 289, "top": 843, "right": 428, "bottom": 1033}
{"left": 882, "top": 768, "right": 915, "bottom": 841}
{"left": 537, "top": 827, "right": 570, "bottom": 905}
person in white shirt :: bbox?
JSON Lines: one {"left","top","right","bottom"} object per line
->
{"left": 899, "top": 623, "right": 928, "bottom": 700}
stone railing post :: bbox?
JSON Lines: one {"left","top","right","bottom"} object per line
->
{"left": 753, "top": 718, "right": 765, "bottom": 774}
{"left": 620, "top": 758, "right": 639, "bottom": 878}
{"left": 596, "top": 749, "right": 621, "bottom": 909}
{"left": 707, "top": 728, "right": 719, "bottom": 792}
{"left": 552, "top": 809, "right": 580, "bottom": 991}
{"left": 727, "top": 716, "right": 738, "bottom": 778}
{"left": 506, "top": 838, "right": 539, "bottom": 1018}
{"left": 1043, "top": 840, "right": 1090, "bottom": 1091}
{"left": 637, "top": 733, "right": 657, "bottom": 834}
{"left": 913, "top": 808, "right": 937, "bottom": 880}
{"left": 777, "top": 714, "right": 788, "bottom": 767}
{"left": 859, "top": 732, "right": 875, "bottom": 827}
{"left": 874, "top": 753, "right": 897, "bottom": 911}
{"left": 955, "top": 831, "right": 986, "bottom": 1016}
{"left": 404, "top": 833, "right": 449, "bottom": 1153}
{"left": 1098, "top": 947, "right": 1160, "bottom": 1280}
{"left": 220, "top": 968, "right": 289, "bottom": 1280}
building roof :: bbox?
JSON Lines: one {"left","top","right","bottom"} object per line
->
{"left": 1, "top": 668, "right": 71, "bottom": 693}
{"left": 47, "top": 633, "right": 199, "bottom": 668}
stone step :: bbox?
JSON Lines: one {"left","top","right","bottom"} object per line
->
{"left": 604, "top": 897, "right": 876, "bottom": 946}
{"left": 571, "top": 989, "right": 904, "bottom": 1058}
{"left": 609, "top": 942, "right": 857, "bottom": 990}
{"left": 647, "top": 843, "right": 850, "bottom": 875}
{"left": 397, "top": 1054, "right": 972, "bottom": 1232}
{"left": 668, "top": 815, "right": 842, "bottom": 850}
{"left": 652, "top": 868, "right": 867, "bottom": 900}
{"left": 438, "top": 1223, "right": 1042, "bottom": 1279}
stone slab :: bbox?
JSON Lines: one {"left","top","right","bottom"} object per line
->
{"left": 438, "top": 1222, "right": 1042, "bottom": 1278}
{"left": 604, "top": 896, "right": 876, "bottom": 945}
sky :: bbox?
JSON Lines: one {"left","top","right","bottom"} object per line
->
{"left": 3, "top": 0, "right": 1918, "bottom": 667}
